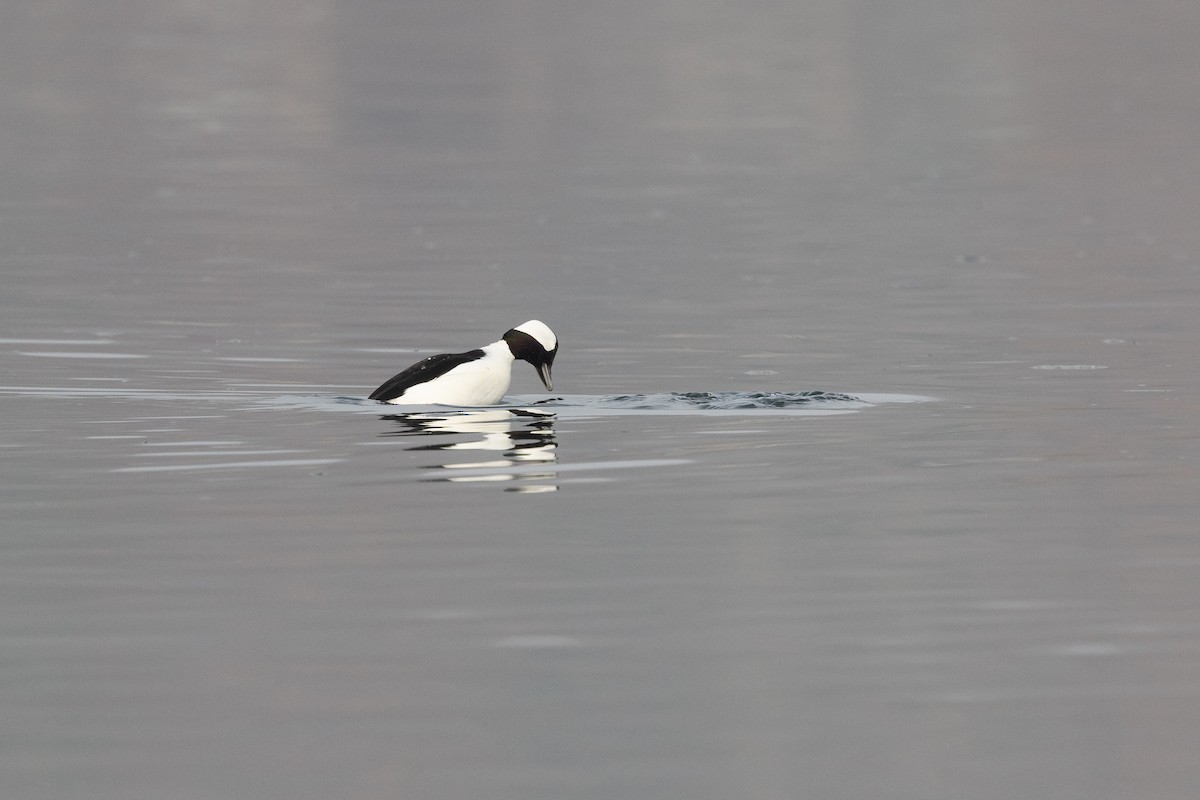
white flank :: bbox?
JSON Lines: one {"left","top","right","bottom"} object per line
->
{"left": 384, "top": 341, "right": 515, "bottom": 405}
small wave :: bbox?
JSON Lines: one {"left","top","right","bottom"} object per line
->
{"left": 593, "top": 391, "right": 864, "bottom": 410}
{"left": 255, "top": 390, "right": 925, "bottom": 417}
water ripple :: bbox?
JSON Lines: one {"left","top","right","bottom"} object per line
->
{"left": 593, "top": 390, "right": 864, "bottom": 410}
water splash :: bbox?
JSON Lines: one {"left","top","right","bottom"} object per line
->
{"left": 592, "top": 390, "right": 863, "bottom": 410}
{"left": 255, "top": 390, "right": 898, "bottom": 416}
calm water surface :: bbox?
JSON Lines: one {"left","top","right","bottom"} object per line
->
{"left": 4, "top": 2, "right": 1200, "bottom": 799}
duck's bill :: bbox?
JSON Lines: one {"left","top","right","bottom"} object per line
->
{"left": 536, "top": 363, "right": 553, "bottom": 391}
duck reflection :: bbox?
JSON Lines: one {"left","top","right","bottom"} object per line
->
{"left": 380, "top": 408, "right": 558, "bottom": 492}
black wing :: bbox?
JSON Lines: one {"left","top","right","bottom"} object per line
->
{"left": 368, "top": 349, "right": 484, "bottom": 402}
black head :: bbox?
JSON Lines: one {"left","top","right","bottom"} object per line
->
{"left": 503, "top": 320, "right": 558, "bottom": 391}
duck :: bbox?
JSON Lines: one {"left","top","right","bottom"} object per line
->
{"left": 369, "top": 320, "right": 557, "bottom": 406}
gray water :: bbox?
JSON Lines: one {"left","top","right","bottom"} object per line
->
{"left": 4, "top": 2, "right": 1200, "bottom": 799}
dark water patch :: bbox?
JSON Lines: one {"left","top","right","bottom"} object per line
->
{"left": 595, "top": 390, "right": 864, "bottom": 410}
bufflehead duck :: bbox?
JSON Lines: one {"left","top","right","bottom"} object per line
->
{"left": 369, "top": 320, "right": 558, "bottom": 406}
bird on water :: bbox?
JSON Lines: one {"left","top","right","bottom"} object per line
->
{"left": 368, "top": 320, "right": 558, "bottom": 406}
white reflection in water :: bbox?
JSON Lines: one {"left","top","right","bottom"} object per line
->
{"left": 5, "top": 384, "right": 923, "bottom": 486}
{"left": 379, "top": 408, "right": 560, "bottom": 492}
{"left": 365, "top": 392, "right": 928, "bottom": 490}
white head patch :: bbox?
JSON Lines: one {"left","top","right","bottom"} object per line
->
{"left": 514, "top": 320, "right": 557, "bottom": 352}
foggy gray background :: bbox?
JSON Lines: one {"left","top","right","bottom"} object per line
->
{"left": 3, "top": 2, "right": 1200, "bottom": 798}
